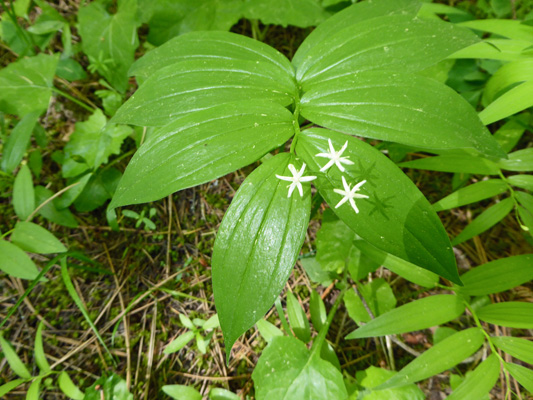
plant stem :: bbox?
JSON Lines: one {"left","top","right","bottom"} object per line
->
{"left": 51, "top": 87, "right": 96, "bottom": 113}
{"left": 310, "top": 285, "right": 348, "bottom": 357}
{"left": 275, "top": 297, "right": 293, "bottom": 336}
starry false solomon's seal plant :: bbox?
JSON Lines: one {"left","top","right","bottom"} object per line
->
{"left": 108, "top": 0, "right": 505, "bottom": 361}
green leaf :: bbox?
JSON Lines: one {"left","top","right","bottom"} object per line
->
{"left": 482, "top": 59, "right": 533, "bottom": 105}
{"left": 84, "top": 374, "right": 133, "bottom": 400}
{"left": 162, "top": 385, "right": 202, "bottom": 400}
{"left": 376, "top": 328, "right": 485, "bottom": 390}
{"left": 309, "top": 290, "right": 326, "bottom": 332}
{"left": 73, "top": 168, "right": 122, "bottom": 212}
{"left": 352, "top": 366, "right": 425, "bottom": 400}
{"left": 292, "top": 0, "right": 421, "bottom": 70}
{"left": 62, "top": 110, "right": 132, "bottom": 177}
{"left": 34, "top": 321, "right": 51, "bottom": 373}
{"left": 300, "top": 72, "right": 503, "bottom": 158}
{"left": 504, "top": 363, "right": 533, "bottom": 394}
{"left": 34, "top": 186, "right": 78, "bottom": 228}
{"left": 344, "top": 289, "right": 371, "bottom": 325}
{"left": 0, "top": 379, "right": 25, "bottom": 397}
{"left": 516, "top": 191, "right": 533, "bottom": 214}
{"left": 243, "top": 0, "right": 329, "bottom": 28}
{"left": 13, "top": 164, "right": 35, "bottom": 220}
{"left": 399, "top": 153, "right": 501, "bottom": 175}
{"left": 345, "top": 295, "right": 465, "bottom": 339}
{"left": 113, "top": 58, "right": 296, "bottom": 128}
{"left": 451, "top": 197, "right": 514, "bottom": 245}
{"left": 256, "top": 319, "right": 283, "bottom": 344}
{"left": 0, "top": 240, "right": 40, "bottom": 280}
{"left": 78, "top": 0, "right": 139, "bottom": 93}
{"left": 252, "top": 336, "right": 347, "bottom": 400}
{"left": 203, "top": 315, "right": 220, "bottom": 331}
{"left": 459, "top": 19, "right": 533, "bottom": 42}
{"left": 508, "top": 174, "right": 533, "bottom": 191}
{"left": 11, "top": 221, "right": 67, "bottom": 254}
{"left": 209, "top": 388, "right": 240, "bottom": 400}
{"left": 316, "top": 209, "right": 355, "bottom": 272}
{"left": 130, "top": 31, "right": 294, "bottom": 82}
{"left": 300, "top": 257, "right": 333, "bottom": 286}
{"left": 296, "top": 14, "right": 479, "bottom": 89}
{"left": 142, "top": 0, "right": 243, "bottom": 46}
{"left": 56, "top": 58, "right": 88, "bottom": 82}
{"left": 492, "top": 336, "right": 533, "bottom": 365}
{"left": 212, "top": 154, "right": 311, "bottom": 360}
{"left": 0, "top": 53, "right": 58, "bottom": 116}
{"left": 55, "top": 173, "right": 92, "bottom": 209}
{"left": 352, "top": 240, "right": 439, "bottom": 288}
{"left": 446, "top": 354, "right": 500, "bottom": 400}
{"left": 451, "top": 39, "right": 531, "bottom": 62}
{"left": 296, "top": 129, "right": 460, "bottom": 284}
{"left": 164, "top": 331, "right": 195, "bottom": 354}
{"left": 58, "top": 371, "right": 84, "bottom": 400}
{"left": 359, "top": 278, "right": 397, "bottom": 318}
{"left": 480, "top": 80, "right": 533, "bottom": 125}
{"left": 433, "top": 179, "right": 508, "bottom": 211}
{"left": 1, "top": 112, "right": 40, "bottom": 174}
{"left": 499, "top": 148, "right": 533, "bottom": 172}
{"left": 493, "top": 115, "right": 528, "bottom": 153}
{"left": 459, "top": 254, "right": 533, "bottom": 296}
{"left": 0, "top": 334, "right": 31, "bottom": 379}
{"left": 26, "top": 378, "right": 41, "bottom": 400}
{"left": 110, "top": 101, "right": 293, "bottom": 208}
{"left": 477, "top": 302, "right": 533, "bottom": 329}
{"left": 286, "top": 291, "right": 311, "bottom": 343}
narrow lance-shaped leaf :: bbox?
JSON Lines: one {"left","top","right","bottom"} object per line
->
{"left": 110, "top": 101, "right": 295, "bottom": 209}
{"left": 12, "top": 164, "right": 35, "bottom": 220}
{"left": 34, "top": 321, "right": 51, "bottom": 373}
{"left": 499, "top": 148, "right": 533, "bottom": 172}
{"left": 492, "top": 336, "right": 533, "bottom": 365}
{"left": 482, "top": 59, "right": 533, "bottom": 105}
{"left": 212, "top": 154, "right": 312, "bottom": 361}
{"left": 399, "top": 153, "right": 501, "bottom": 175}
{"left": 433, "top": 179, "right": 508, "bottom": 211}
{"left": 286, "top": 291, "right": 311, "bottom": 343}
{"left": 376, "top": 328, "right": 485, "bottom": 390}
{"left": 477, "top": 302, "right": 533, "bottom": 329}
{"left": 446, "top": 354, "right": 500, "bottom": 400}
{"left": 0, "top": 334, "right": 31, "bottom": 379}
{"left": 162, "top": 385, "right": 202, "bottom": 400}
{"left": 459, "top": 254, "right": 533, "bottom": 296}
{"left": 504, "top": 363, "right": 533, "bottom": 394}
{"left": 252, "top": 336, "right": 347, "bottom": 400}
{"left": 58, "top": 372, "right": 84, "bottom": 400}
{"left": 1, "top": 112, "right": 40, "bottom": 174}
{"left": 480, "top": 81, "right": 533, "bottom": 125}
{"left": 113, "top": 58, "right": 297, "bottom": 128}
{"left": 345, "top": 295, "right": 465, "bottom": 339}
{"left": 296, "top": 128, "right": 460, "bottom": 283}
{"left": 300, "top": 72, "right": 504, "bottom": 158}
{"left": 451, "top": 197, "right": 514, "bottom": 245}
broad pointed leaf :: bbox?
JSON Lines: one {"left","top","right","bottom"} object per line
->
{"left": 296, "top": 129, "right": 460, "bottom": 283}
{"left": 113, "top": 58, "right": 296, "bottom": 127}
{"left": 212, "top": 154, "right": 311, "bottom": 360}
{"left": 0, "top": 53, "right": 58, "bottom": 116}
{"left": 2, "top": 113, "right": 41, "bottom": 174}
{"left": 345, "top": 295, "right": 465, "bottom": 339}
{"left": 292, "top": 0, "right": 421, "bottom": 69}
{"left": 252, "top": 336, "right": 347, "bottom": 400}
{"left": 295, "top": 14, "right": 479, "bottom": 88}
{"left": 78, "top": 0, "right": 139, "bottom": 93}
{"left": 0, "top": 240, "right": 40, "bottom": 280}
{"left": 459, "top": 254, "right": 533, "bottom": 296}
{"left": 58, "top": 372, "right": 84, "bottom": 400}
{"left": 11, "top": 221, "right": 67, "bottom": 254}
{"left": 300, "top": 72, "right": 504, "bottom": 157}
{"left": 243, "top": 0, "right": 329, "bottom": 28}
{"left": 110, "top": 101, "right": 294, "bottom": 208}
{"left": 376, "top": 328, "right": 485, "bottom": 390}
{"left": 130, "top": 31, "right": 294, "bottom": 81}
{"left": 446, "top": 354, "right": 500, "bottom": 400}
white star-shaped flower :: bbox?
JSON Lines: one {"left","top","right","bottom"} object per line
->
{"left": 334, "top": 176, "right": 369, "bottom": 213}
{"left": 315, "top": 139, "right": 354, "bottom": 172}
{"left": 276, "top": 163, "right": 317, "bottom": 198}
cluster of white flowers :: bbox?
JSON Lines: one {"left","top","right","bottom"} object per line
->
{"left": 276, "top": 139, "right": 369, "bottom": 214}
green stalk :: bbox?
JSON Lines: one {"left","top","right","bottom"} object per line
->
{"left": 51, "top": 88, "right": 96, "bottom": 113}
